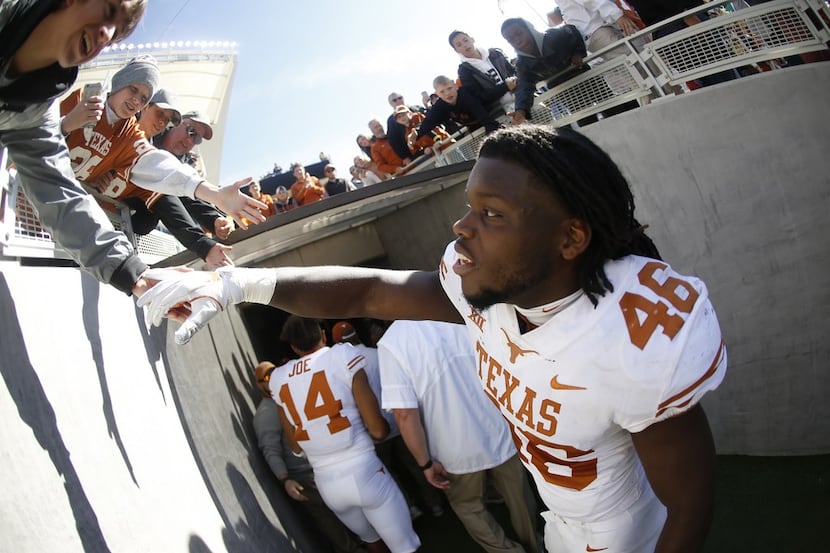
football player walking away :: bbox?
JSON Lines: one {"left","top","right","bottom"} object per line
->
{"left": 140, "top": 125, "right": 727, "bottom": 553}
{"left": 270, "top": 316, "right": 420, "bottom": 553}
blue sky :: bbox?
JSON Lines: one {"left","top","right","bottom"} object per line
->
{"left": 127, "top": 0, "right": 553, "bottom": 183}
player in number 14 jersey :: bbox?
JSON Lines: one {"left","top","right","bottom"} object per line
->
{"left": 270, "top": 316, "right": 420, "bottom": 553}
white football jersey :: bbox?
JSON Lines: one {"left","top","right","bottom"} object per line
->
{"left": 438, "top": 243, "right": 727, "bottom": 521}
{"left": 270, "top": 343, "right": 376, "bottom": 470}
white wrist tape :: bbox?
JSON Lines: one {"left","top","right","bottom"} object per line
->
{"left": 223, "top": 268, "right": 277, "bottom": 305}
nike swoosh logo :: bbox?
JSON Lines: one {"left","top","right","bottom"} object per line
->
{"left": 586, "top": 546, "right": 608, "bottom": 552}
{"left": 550, "top": 375, "right": 586, "bottom": 391}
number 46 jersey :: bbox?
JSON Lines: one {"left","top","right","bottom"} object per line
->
{"left": 270, "top": 344, "right": 377, "bottom": 470}
{"left": 438, "top": 243, "right": 727, "bottom": 522}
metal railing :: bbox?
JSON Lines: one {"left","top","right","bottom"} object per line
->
{"left": 1, "top": 0, "right": 827, "bottom": 263}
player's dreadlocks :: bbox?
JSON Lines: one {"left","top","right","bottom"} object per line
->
{"left": 477, "top": 124, "right": 661, "bottom": 306}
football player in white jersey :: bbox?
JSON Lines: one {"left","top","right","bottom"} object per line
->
{"left": 271, "top": 316, "right": 420, "bottom": 553}
{"left": 140, "top": 125, "right": 727, "bottom": 553}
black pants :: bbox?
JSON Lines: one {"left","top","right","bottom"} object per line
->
{"left": 124, "top": 195, "right": 216, "bottom": 260}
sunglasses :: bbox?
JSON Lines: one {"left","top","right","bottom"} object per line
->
{"left": 186, "top": 125, "right": 203, "bottom": 145}
{"left": 392, "top": 96, "right": 403, "bottom": 102}
{"left": 325, "top": 168, "right": 336, "bottom": 173}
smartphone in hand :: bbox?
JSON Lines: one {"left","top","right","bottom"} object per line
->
{"left": 81, "top": 82, "right": 104, "bottom": 128}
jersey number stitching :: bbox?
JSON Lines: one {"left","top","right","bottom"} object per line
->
{"left": 510, "top": 423, "right": 597, "bottom": 491}
{"left": 618, "top": 261, "right": 699, "bottom": 350}
{"left": 279, "top": 371, "right": 351, "bottom": 442}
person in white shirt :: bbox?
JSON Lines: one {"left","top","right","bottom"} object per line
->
{"left": 379, "top": 320, "right": 540, "bottom": 553}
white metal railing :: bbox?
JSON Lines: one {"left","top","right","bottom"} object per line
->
{"left": 408, "top": 0, "right": 829, "bottom": 169}
{"left": 1, "top": 0, "right": 827, "bottom": 260}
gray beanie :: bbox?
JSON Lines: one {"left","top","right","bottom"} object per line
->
{"left": 110, "top": 55, "right": 160, "bottom": 98}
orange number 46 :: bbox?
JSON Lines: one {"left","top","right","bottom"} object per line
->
{"left": 618, "top": 261, "right": 699, "bottom": 350}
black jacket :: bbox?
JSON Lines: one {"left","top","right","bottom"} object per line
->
{"left": 513, "top": 24, "right": 587, "bottom": 115}
{"left": 457, "top": 48, "right": 516, "bottom": 110}
{"left": 417, "top": 87, "right": 502, "bottom": 138}
{"left": 0, "top": 0, "right": 77, "bottom": 111}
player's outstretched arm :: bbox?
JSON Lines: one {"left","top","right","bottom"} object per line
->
{"left": 138, "top": 266, "right": 461, "bottom": 345}
{"left": 632, "top": 404, "right": 716, "bottom": 553}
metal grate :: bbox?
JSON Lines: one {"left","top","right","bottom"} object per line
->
{"left": 13, "top": 189, "right": 53, "bottom": 243}
{"left": 652, "top": 6, "right": 820, "bottom": 79}
{"left": 544, "top": 66, "right": 641, "bottom": 121}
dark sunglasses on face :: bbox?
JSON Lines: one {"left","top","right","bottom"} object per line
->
{"left": 392, "top": 96, "right": 403, "bottom": 102}
{"left": 186, "top": 125, "right": 203, "bottom": 145}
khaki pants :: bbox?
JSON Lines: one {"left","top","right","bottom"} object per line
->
{"left": 444, "top": 455, "right": 540, "bottom": 553}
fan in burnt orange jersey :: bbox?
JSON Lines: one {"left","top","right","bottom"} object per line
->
{"left": 59, "top": 55, "right": 266, "bottom": 241}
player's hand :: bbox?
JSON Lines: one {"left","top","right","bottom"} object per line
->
{"left": 195, "top": 177, "right": 267, "bottom": 230}
{"left": 61, "top": 95, "right": 104, "bottom": 134}
{"left": 136, "top": 267, "right": 245, "bottom": 345}
{"left": 137, "top": 267, "right": 276, "bottom": 345}
{"left": 284, "top": 479, "right": 308, "bottom": 502}
{"left": 423, "top": 459, "right": 451, "bottom": 490}
{"left": 205, "top": 243, "right": 234, "bottom": 270}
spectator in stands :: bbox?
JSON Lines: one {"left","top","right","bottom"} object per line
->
{"left": 392, "top": 105, "right": 451, "bottom": 159}
{"left": 247, "top": 180, "right": 276, "bottom": 218}
{"left": 379, "top": 320, "right": 541, "bottom": 553}
{"left": 152, "top": 111, "right": 235, "bottom": 241}
{"left": 349, "top": 166, "right": 364, "bottom": 188}
{"left": 353, "top": 155, "right": 386, "bottom": 186}
{"left": 252, "top": 361, "right": 368, "bottom": 553}
{"left": 501, "top": 17, "right": 588, "bottom": 125}
{"left": 136, "top": 87, "right": 181, "bottom": 138}
{"left": 273, "top": 186, "right": 296, "bottom": 213}
{"left": 385, "top": 92, "right": 425, "bottom": 163}
{"left": 355, "top": 134, "right": 373, "bottom": 158}
{"left": 289, "top": 162, "right": 325, "bottom": 206}
{"left": 416, "top": 76, "right": 503, "bottom": 143}
{"left": 368, "top": 119, "right": 406, "bottom": 176}
{"left": 555, "top": 1, "right": 643, "bottom": 117}
{"left": 322, "top": 165, "right": 354, "bottom": 197}
{"left": 60, "top": 56, "right": 235, "bottom": 268}
{"left": 556, "top": 0, "right": 640, "bottom": 59}
{"left": 132, "top": 90, "right": 234, "bottom": 242}
{"left": 449, "top": 31, "right": 518, "bottom": 115}
{"left": 0, "top": 0, "right": 154, "bottom": 296}
{"left": 332, "top": 321, "right": 447, "bottom": 521}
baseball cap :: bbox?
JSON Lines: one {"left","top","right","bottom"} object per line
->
{"left": 182, "top": 111, "right": 214, "bottom": 140}
{"left": 332, "top": 321, "right": 357, "bottom": 343}
{"left": 393, "top": 105, "right": 411, "bottom": 116}
{"left": 150, "top": 88, "right": 182, "bottom": 126}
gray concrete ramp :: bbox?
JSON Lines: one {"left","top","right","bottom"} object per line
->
{"left": 0, "top": 264, "right": 317, "bottom": 552}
